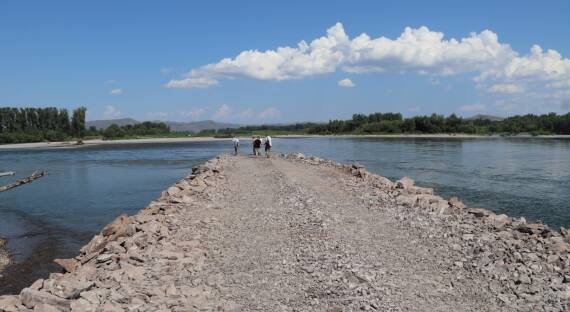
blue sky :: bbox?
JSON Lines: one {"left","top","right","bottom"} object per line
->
{"left": 1, "top": 1, "right": 569, "bottom": 123}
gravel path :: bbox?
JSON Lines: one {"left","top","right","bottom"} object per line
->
{"left": 1, "top": 154, "right": 568, "bottom": 311}
{"left": 191, "top": 156, "right": 502, "bottom": 311}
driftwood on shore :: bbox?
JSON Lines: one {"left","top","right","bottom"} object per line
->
{"left": 0, "top": 171, "right": 47, "bottom": 193}
{"left": 0, "top": 171, "right": 15, "bottom": 178}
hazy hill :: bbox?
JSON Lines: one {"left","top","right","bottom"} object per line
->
{"left": 86, "top": 118, "right": 239, "bottom": 133}
{"left": 466, "top": 114, "right": 504, "bottom": 121}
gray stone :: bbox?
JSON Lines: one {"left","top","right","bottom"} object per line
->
{"left": 96, "top": 253, "right": 113, "bottom": 263}
{"left": 467, "top": 208, "right": 494, "bottom": 218}
{"left": 70, "top": 298, "right": 97, "bottom": 312}
{"left": 34, "top": 303, "right": 62, "bottom": 312}
{"left": 50, "top": 279, "right": 95, "bottom": 299}
{"left": 517, "top": 274, "right": 532, "bottom": 285}
{"left": 0, "top": 295, "right": 20, "bottom": 311}
{"left": 53, "top": 259, "right": 78, "bottom": 273}
{"left": 20, "top": 288, "right": 70, "bottom": 311}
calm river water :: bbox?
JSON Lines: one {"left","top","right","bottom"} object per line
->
{"left": 0, "top": 137, "right": 569, "bottom": 293}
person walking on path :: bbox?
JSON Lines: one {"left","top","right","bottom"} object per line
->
{"left": 232, "top": 137, "right": 240, "bottom": 155}
{"left": 264, "top": 135, "right": 272, "bottom": 158}
{"left": 253, "top": 136, "right": 262, "bottom": 156}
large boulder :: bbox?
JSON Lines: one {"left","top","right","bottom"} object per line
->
{"left": 0, "top": 295, "right": 19, "bottom": 311}
{"left": 101, "top": 214, "right": 135, "bottom": 238}
{"left": 467, "top": 208, "right": 494, "bottom": 218}
{"left": 395, "top": 177, "right": 415, "bottom": 189}
{"left": 448, "top": 197, "right": 466, "bottom": 209}
{"left": 547, "top": 236, "right": 570, "bottom": 253}
{"left": 79, "top": 235, "right": 107, "bottom": 256}
{"left": 487, "top": 214, "right": 512, "bottom": 229}
{"left": 395, "top": 177, "right": 433, "bottom": 194}
{"left": 20, "top": 288, "right": 71, "bottom": 311}
{"left": 49, "top": 279, "right": 94, "bottom": 299}
{"left": 53, "top": 258, "right": 78, "bottom": 273}
{"left": 515, "top": 223, "right": 550, "bottom": 236}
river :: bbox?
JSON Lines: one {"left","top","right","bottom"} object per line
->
{"left": 0, "top": 137, "right": 569, "bottom": 293}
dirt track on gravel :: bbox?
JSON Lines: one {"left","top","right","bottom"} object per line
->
{"left": 191, "top": 155, "right": 505, "bottom": 311}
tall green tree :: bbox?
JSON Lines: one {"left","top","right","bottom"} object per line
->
{"left": 71, "top": 106, "right": 87, "bottom": 142}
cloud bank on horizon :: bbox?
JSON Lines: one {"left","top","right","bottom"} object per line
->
{"left": 166, "top": 23, "right": 570, "bottom": 108}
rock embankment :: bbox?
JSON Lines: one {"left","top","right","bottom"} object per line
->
{"left": 0, "top": 238, "right": 9, "bottom": 278}
{"left": 0, "top": 153, "right": 569, "bottom": 311}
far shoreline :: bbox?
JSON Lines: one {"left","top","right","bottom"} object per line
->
{"left": 0, "top": 137, "right": 230, "bottom": 150}
{"left": 274, "top": 133, "right": 570, "bottom": 139}
{"left": 1, "top": 133, "right": 569, "bottom": 150}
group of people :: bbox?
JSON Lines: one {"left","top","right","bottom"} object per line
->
{"left": 232, "top": 135, "right": 272, "bottom": 157}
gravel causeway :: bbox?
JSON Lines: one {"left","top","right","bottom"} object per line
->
{"left": 1, "top": 153, "right": 569, "bottom": 311}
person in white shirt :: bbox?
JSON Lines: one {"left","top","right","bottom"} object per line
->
{"left": 232, "top": 137, "right": 239, "bottom": 155}
{"left": 264, "top": 135, "right": 272, "bottom": 158}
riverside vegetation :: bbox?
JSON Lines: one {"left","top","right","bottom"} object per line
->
{"left": 0, "top": 107, "right": 174, "bottom": 144}
{"left": 1, "top": 154, "right": 569, "bottom": 311}
{"left": 0, "top": 107, "right": 87, "bottom": 144}
{"left": 199, "top": 112, "right": 570, "bottom": 137}
{"left": 2, "top": 106, "right": 570, "bottom": 145}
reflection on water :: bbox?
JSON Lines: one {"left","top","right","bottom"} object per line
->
{"left": 0, "top": 137, "right": 569, "bottom": 294}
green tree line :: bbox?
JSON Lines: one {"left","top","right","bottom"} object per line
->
{"left": 200, "top": 112, "right": 570, "bottom": 136}
{"left": 0, "top": 107, "right": 87, "bottom": 144}
{"left": 101, "top": 122, "right": 171, "bottom": 140}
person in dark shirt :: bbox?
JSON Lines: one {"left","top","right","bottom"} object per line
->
{"left": 253, "top": 136, "right": 262, "bottom": 156}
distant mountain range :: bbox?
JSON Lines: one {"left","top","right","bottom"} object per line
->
{"left": 86, "top": 118, "right": 240, "bottom": 133}
{"left": 465, "top": 114, "right": 505, "bottom": 121}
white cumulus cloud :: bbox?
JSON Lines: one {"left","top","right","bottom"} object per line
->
{"left": 212, "top": 104, "right": 231, "bottom": 120}
{"left": 487, "top": 83, "right": 525, "bottom": 94}
{"left": 166, "top": 23, "right": 521, "bottom": 88}
{"left": 338, "top": 78, "right": 355, "bottom": 88}
{"left": 103, "top": 105, "right": 122, "bottom": 119}
{"left": 165, "top": 77, "right": 219, "bottom": 89}
{"left": 166, "top": 23, "right": 570, "bottom": 110}
{"left": 109, "top": 88, "right": 123, "bottom": 95}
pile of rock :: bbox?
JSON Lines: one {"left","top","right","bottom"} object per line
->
{"left": 0, "top": 156, "right": 229, "bottom": 312}
{"left": 0, "top": 238, "right": 9, "bottom": 278}
{"left": 2, "top": 153, "right": 569, "bottom": 311}
{"left": 283, "top": 153, "right": 570, "bottom": 310}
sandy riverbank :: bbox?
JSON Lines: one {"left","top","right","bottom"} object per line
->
{"left": 0, "top": 137, "right": 230, "bottom": 150}
{"left": 2, "top": 134, "right": 569, "bottom": 150}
